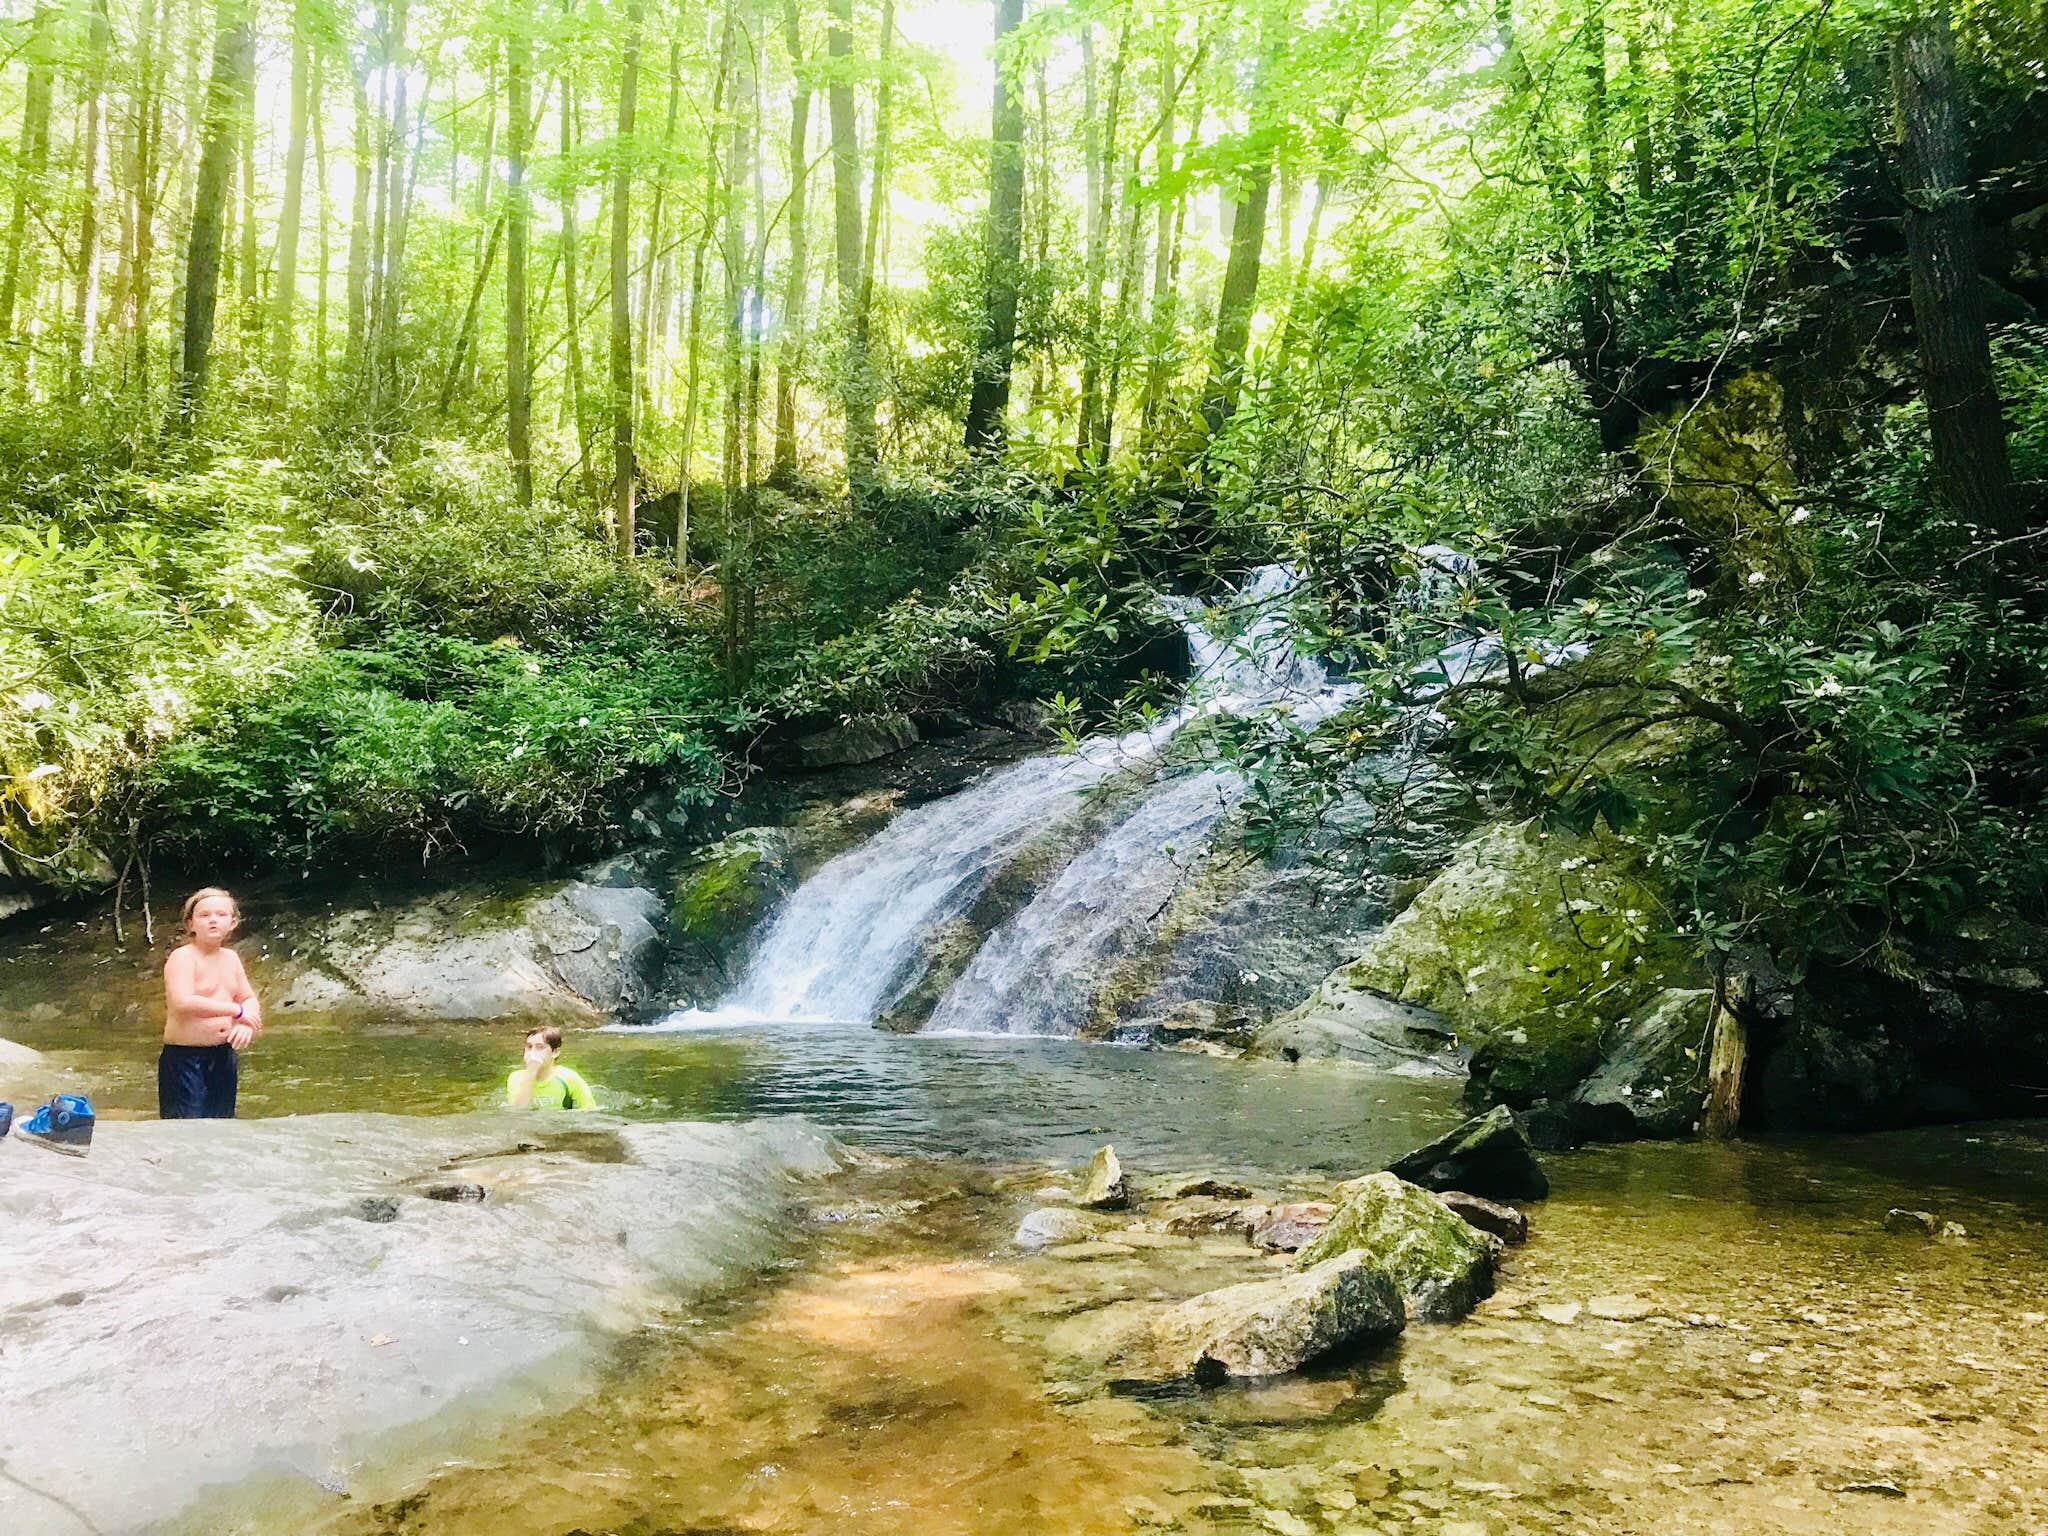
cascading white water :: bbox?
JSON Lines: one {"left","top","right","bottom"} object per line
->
{"left": 637, "top": 565, "right": 1347, "bottom": 1032}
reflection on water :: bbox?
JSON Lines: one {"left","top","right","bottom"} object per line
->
{"left": 6, "top": 1008, "right": 1464, "bottom": 1174}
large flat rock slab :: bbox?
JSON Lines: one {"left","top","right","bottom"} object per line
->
{"left": 0, "top": 1112, "right": 840, "bottom": 1534}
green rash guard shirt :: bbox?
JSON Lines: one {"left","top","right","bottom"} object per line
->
{"left": 507, "top": 1065, "right": 597, "bottom": 1110}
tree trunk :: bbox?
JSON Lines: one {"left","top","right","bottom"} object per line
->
{"left": 271, "top": 1, "right": 311, "bottom": 387}
{"left": 375, "top": 0, "right": 412, "bottom": 397}
{"left": 722, "top": 0, "right": 752, "bottom": 674}
{"left": 1200, "top": 158, "right": 1271, "bottom": 435}
{"left": 640, "top": 33, "right": 680, "bottom": 425}
{"left": 312, "top": 59, "right": 330, "bottom": 390}
{"left": 506, "top": 0, "right": 534, "bottom": 503}
{"left": 677, "top": 5, "right": 733, "bottom": 575}
{"left": 826, "top": 0, "right": 874, "bottom": 482}
{"left": 73, "top": 0, "right": 112, "bottom": 376}
{"left": 772, "top": 0, "right": 812, "bottom": 480}
{"left": 0, "top": 3, "right": 57, "bottom": 370}
{"left": 128, "top": 0, "right": 167, "bottom": 390}
{"left": 611, "top": 0, "right": 643, "bottom": 555}
{"left": 1701, "top": 974, "right": 1750, "bottom": 1139}
{"left": 561, "top": 79, "right": 601, "bottom": 502}
{"left": 963, "top": 0, "right": 1025, "bottom": 453}
{"left": 346, "top": 59, "right": 371, "bottom": 370}
{"left": 1891, "top": 3, "right": 2018, "bottom": 539}
{"left": 172, "top": 0, "right": 255, "bottom": 426}
{"left": 237, "top": 62, "right": 259, "bottom": 337}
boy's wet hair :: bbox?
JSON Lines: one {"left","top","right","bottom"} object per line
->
{"left": 525, "top": 1025, "right": 564, "bottom": 1052}
{"left": 180, "top": 887, "right": 238, "bottom": 930}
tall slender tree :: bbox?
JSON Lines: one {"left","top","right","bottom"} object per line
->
{"left": 611, "top": 0, "right": 643, "bottom": 554}
{"left": 506, "top": 0, "right": 535, "bottom": 502}
{"left": 963, "top": 0, "right": 1026, "bottom": 452}
{"left": 825, "top": 0, "right": 874, "bottom": 480}
{"left": 271, "top": 0, "right": 313, "bottom": 387}
{"left": 0, "top": 3, "right": 57, "bottom": 377}
{"left": 173, "top": 0, "right": 256, "bottom": 425}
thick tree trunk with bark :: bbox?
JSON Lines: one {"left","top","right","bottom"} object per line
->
{"left": 173, "top": 0, "right": 255, "bottom": 426}
{"left": 346, "top": 60, "right": 371, "bottom": 368}
{"left": 964, "top": 0, "right": 1025, "bottom": 453}
{"left": 1891, "top": 3, "right": 2018, "bottom": 539}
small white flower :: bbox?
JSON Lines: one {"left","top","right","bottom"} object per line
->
{"left": 1747, "top": 570, "right": 1767, "bottom": 586}
{"left": 15, "top": 689, "right": 52, "bottom": 711}
{"left": 1789, "top": 508, "right": 1810, "bottom": 524}
{"left": 1816, "top": 678, "right": 1844, "bottom": 697}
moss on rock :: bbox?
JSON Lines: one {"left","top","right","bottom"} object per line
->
{"left": 669, "top": 828, "right": 796, "bottom": 946}
{"left": 1335, "top": 819, "right": 1701, "bottom": 1107}
{"left": 1295, "top": 1172, "right": 1499, "bottom": 1321}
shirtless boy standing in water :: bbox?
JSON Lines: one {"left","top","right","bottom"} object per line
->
{"left": 160, "top": 887, "right": 263, "bottom": 1119}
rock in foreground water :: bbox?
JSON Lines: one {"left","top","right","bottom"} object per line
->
{"left": 1297, "top": 1172, "right": 1501, "bottom": 1320}
{"left": 1016, "top": 1207, "right": 1094, "bottom": 1249}
{"left": 1438, "top": 1190, "right": 1528, "bottom": 1245}
{"left": 1081, "top": 1145, "right": 1130, "bottom": 1209}
{"left": 1250, "top": 1202, "right": 1336, "bottom": 1252}
{"left": 1064, "top": 1252, "right": 1404, "bottom": 1384}
{"left": 1386, "top": 1105, "right": 1549, "bottom": 1201}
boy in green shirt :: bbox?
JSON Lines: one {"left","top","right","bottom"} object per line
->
{"left": 506, "top": 1026, "right": 597, "bottom": 1110}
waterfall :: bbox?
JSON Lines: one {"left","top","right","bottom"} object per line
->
{"left": 637, "top": 565, "right": 1350, "bottom": 1032}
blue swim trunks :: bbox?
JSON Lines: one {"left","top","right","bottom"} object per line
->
{"left": 158, "top": 1043, "right": 239, "bottom": 1119}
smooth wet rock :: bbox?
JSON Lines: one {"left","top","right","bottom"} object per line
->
{"left": 1016, "top": 1207, "right": 1093, "bottom": 1250}
{"left": 355, "top": 1196, "right": 401, "bottom": 1223}
{"left": 1386, "top": 1105, "right": 1549, "bottom": 1201}
{"left": 1094, "top": 1251, "right": 1404, "bottom": 1383}
{"left": 1884, "top": 1208, "right": 1939, "bottom": 1237}
{"left": 1535, "top": 1301, "right": 1582, "bottom": 1325}
{"left": 1080, "top": 1145, "right": 1129, "bottom": 1209}
{"left": 1250, "top": 1202, "right": 1336, "bottom": 1253}
{"left": 1296, "top": 1173, "right": 1501, "bottom": 1321}
{"left": 1586, "top": 1293, "right": 1657, "bottom": 1321}
{"left": 422, "top": 1182, "right": 488, "bottom": 1204}
{"left": 669, "top": 828, "right": 798, "bottom": 947}
{"left": 1438, "top": 1190, "right": 1528, "bottom": 1245}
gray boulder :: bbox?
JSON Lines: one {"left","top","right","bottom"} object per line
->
{"left": 274, "top": 880, "right": 666, "bottom": 1022}
{"left": 1386, "top": 1105, "right": 1549, "bottom": 1201}
{"left": 1016, "top": 1207, "right": 1094, "bottom": 1250}
{"left": 1570, "top": 988, "right": 1712, "bottom": 1139}
{"left": 794, "top": 714, "right": 920, "bottom": 769}
{"left": 1065, "top": 1251, "right": 1405, "bottom": 1384}
{"left": 1297, "top": 1172, "right": 1501, "bottom": 1321}
{"left": 1251, "top": 979, "right": 1463, "bottom": 1072}
{"left": 1249, "top": 1202, "right": 1336, "bottom": 1253}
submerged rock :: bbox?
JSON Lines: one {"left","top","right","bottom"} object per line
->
{"left": 1386, "top": 1105, "right": 1549, "bottom": 1201}
{"left": 1080, "top": 1145, "right": 1130, "bottom": 1209}
{"left": 1438, "top": 1191, "right": 1528, "bottom": 1245}
{"left": 1016, "top": 1207, "right": 1094, "bottom": 1250}
{"left": 1250, "top": 1202, "right": 1337, "bottom": 1253}
{"left": 1296, "top": 1172, "right": 1501, "bottom": 1321}
{"left": 1066, "top": 1251, "right": 1405, "bottom": 1384}
{"left": 1176, "top": 1178, "right": 1254, "bottom": 1200}
{"left": 1884, "top": 1208, "right": 1939, "bottom": 1237}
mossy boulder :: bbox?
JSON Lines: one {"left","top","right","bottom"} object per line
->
{"left": 1332, "top": 819, "right": 1702, "bottom": 1109}
{"left": 1295, "top": 1172, "right": 1500, "bottom": 1321}
{"left": 669, "top": 828, "right": 796, "bottom": 947}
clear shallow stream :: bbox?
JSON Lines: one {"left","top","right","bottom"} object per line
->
{"left": 10, "top": 995, "right": 2048, "bottom": 1536}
